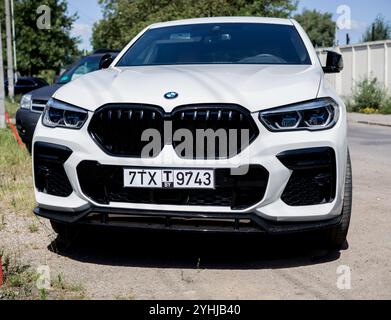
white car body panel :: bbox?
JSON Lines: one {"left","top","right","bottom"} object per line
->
{"left": 53, "top": 64, "right": 322, "bottom": 113}
{"left": 33, "top": 17, "right": 348, "bottom": 224}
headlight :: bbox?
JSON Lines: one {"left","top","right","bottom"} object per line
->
{"left": 259, "top": 98, "right": 339, "bottom": 131}
{"left": 42, "top": 98, "right": 88, "bottom": 129}
{"left": 20, "top": 94, "right": 32, "bottom": 109}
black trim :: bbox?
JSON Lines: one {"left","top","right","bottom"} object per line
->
{"left": 34, "top": 206, "right": 342, "bottom": 234}
{"left": 277, "top": 147, "right": 337, "bottom": 206}
{"left": 277, "top": 147, "right": 336, "bottom": 170}
{"left": 33, "top": 142, "right": 73, "bottom": 197}
{"left": 34, "top": 142, "right": 73, "bottom": 163}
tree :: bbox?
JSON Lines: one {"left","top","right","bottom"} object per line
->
{"left": 1, "top": 0, "right": 80, "bottom": 76}
{"left": 92, "top": 0, "right": 298, "bottom": 50}
{"left": 362, "top": 15, "right": 391, "bottom": 42}
{"left": 294, "top": 9, "right": 335, "bottom": 47}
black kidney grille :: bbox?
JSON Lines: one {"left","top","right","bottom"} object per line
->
{"left": 77, "top": 161, "right": 269, "bottom": 210}
{"left": 172, "top": 105, "right": 259, "bottom": 159}
{"left": 88, "top": 104, "right": 165, "bottom": 157}
{"left": 88, "top": 104, "right": 258, "bottom": 158}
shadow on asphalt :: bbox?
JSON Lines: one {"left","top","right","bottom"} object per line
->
{"left": 48, "top": 226, "right": 346, "bottom": 270}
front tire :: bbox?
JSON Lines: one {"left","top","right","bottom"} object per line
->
{"left": 325, "top": 149, "right": 352, "bottom": 249}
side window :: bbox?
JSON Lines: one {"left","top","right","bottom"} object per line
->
{"left": 17, "top": 79, "right": 35, "bottom": 86}
{"left": 71, "top": 63, "right": 89, "bottom": 81}
{"left": 71, "top": 59, "right": 100, "bottom": 81}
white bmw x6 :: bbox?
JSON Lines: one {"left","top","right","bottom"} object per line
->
{"left": 33, "top": 17, "right": 352, "bottom": 248}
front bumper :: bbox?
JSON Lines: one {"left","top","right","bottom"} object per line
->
{"left": 34, "top": 206, "right": 342, "bottom": 234}
{"left": 32, "top": 109, "right": 348, "bottom": 225}
{"left": 15, "top": 108, "right": 41, "bottom": 145}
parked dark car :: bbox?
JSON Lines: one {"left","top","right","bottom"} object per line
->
{"left": 5, "top": 76, "right": 48, "bottom": 95}
{"left": 15, "top": 50, "right": 119, "bottom": 151}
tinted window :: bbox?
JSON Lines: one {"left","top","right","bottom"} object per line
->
{"left": 117, "top": 23, "right": 311, "bottom": 66}
{"left": 58, "top": 56, "right": 101, "bottom": 84}
{"left": 17, "top": 79, "right": 35, "bottom": 86}
{"left": 35, "top": 78, "right": 49, "bottom": 86}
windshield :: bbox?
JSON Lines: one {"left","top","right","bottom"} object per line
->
{"left": 58, "top": 55, "right": 101, "bottom": 84}
{"left": 117, "top": 23, "right": 311, "bottom": 67}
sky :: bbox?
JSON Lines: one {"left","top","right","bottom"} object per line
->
{"left": 68, "top": 0, "right": 391, "bottom": 51}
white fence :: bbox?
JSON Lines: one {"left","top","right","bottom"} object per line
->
{"left": 317, "top": 40, "right": 391, "bottom": 97}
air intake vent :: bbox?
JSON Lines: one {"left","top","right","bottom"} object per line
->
{"left": 34, "top": 142, "right": 73, "bottom": 197}
{"left": 77, "top": 161, "right": 269, "bottom": 210}
{"left": 277, "top": 147, "right": 336, "bottom": 206}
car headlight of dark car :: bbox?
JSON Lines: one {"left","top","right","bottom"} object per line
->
{"left": 20, "top": 94, "right": 32, "bottom": 110}
{"left": 42, "top": 98, "right": 88, "bottom": 129}
{"left": 259, "top": 98, "right": 339, "bottom": 131}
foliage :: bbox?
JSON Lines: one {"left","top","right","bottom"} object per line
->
{"left": 37, "top": 69, "right": 57, "bottom": 85}
{"left": 351, "top": 78, "right": 391, "bottom": 114}
{"left": 0, "top": 250, "right": 37, "bottom": 300}
{"left": 0, "top": 0, "right": 80, "bottom": 76}
{"left": 353, "top": 78, "right": 386, "bottom": 112}
{"left": 92, "top": 0, "right": 298, "bottom": 50}
{"left": 380, "top": 97, "right": 391, "bottom": 114}
{"left": 362, "top": 15, "right": 391, "bottom": 42}
{"left": 294, "top": 9, "right": 335, "bottom": 47}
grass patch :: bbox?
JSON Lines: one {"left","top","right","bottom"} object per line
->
{"left": 52, "top": 273, "right": 87, "bottom": 300}
{"left": 28, "top": 223, "right": 39, "bottom": 233}
{"left": 114, "top": 293, "right": 136, "bottom": 300}
{"left": 5, "top": 96, "right": 21, "bottom": 119}
{"left": 0, "top": 249, "right": 88, "bottom": 300}
{"left": 0, "top": 250, "right": 38, "bottom": 300}
{"left": 0, "top": 127, "right": 35, "bottom": 215}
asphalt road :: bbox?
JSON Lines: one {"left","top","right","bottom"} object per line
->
{"left": 1, "top": 122, "right": 390, "bottom": 299}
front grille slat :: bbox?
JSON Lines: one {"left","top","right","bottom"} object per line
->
{"left": 89, "top": 104, "right": 165, "bottom": 158}
{"left": 88, "top": 103, "right": 259, "bottom": 159}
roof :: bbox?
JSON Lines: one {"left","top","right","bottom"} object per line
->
{"left": 149, "top": 16, "right": 293, "bottom": 29}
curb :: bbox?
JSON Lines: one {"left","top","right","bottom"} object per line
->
{"left": 356, "top": 121, "right": 391, "bottom": 128}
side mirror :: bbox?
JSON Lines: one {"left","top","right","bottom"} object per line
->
{"left": 99, "top": 54, "right": 114, "bottom": 69}
{"left": 322, "top": 51, "right": 343, "bottom": 73}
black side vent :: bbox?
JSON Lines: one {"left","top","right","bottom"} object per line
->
{"left": 277, "top": 147, "right": 336, "bottom": 206}
{"left": 34, "top": 142, "right": 73, "bottom": 197}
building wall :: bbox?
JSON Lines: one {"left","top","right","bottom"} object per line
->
{"left": 317, "top": 40, "right": 391, "bottom": 97}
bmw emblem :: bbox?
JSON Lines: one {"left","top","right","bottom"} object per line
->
{"left": 164, "top": 91, "right": 178, "bottom": 99}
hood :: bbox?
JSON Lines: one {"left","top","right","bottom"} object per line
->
{"left": 29, "top": 83, "right": 63, "bottom": 101}
{"left": 53, "top": 65, "right": 322, "bottom": 113}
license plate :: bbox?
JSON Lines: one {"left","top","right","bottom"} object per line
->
{"left": 123, "top": 168, "right": 215, "bottom": 189}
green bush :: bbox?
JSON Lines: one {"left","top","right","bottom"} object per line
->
{"left": 353, "top": 78, "right": 386, "bottom": 112}
{"left": 380, "top": 96, "right": 391, "bottom": 114}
